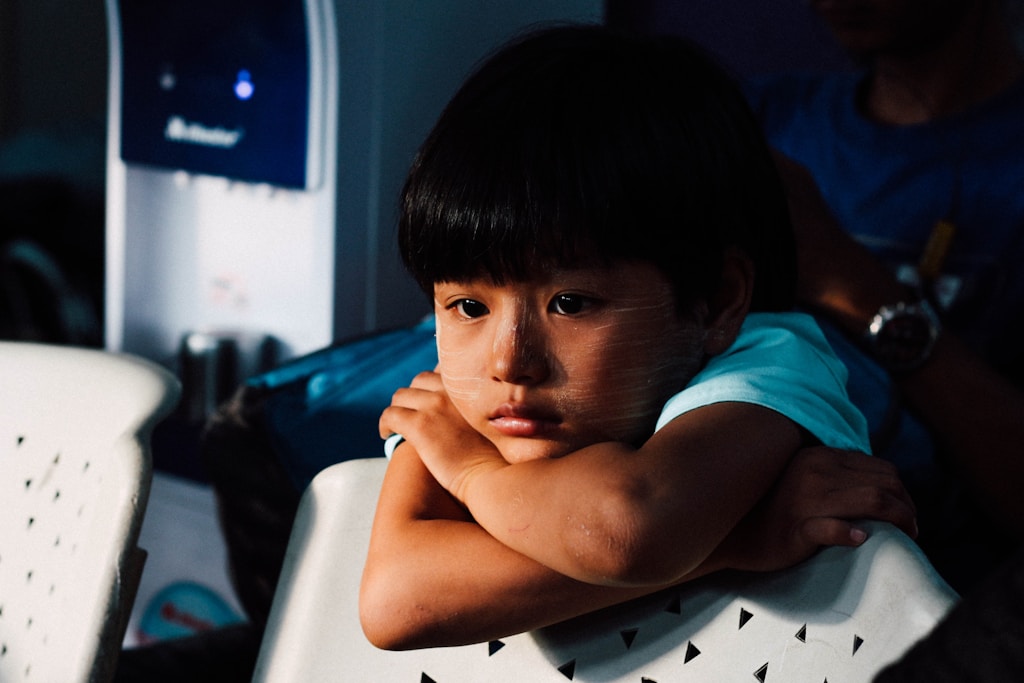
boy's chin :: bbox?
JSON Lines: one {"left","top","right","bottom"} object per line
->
{"left": 498, "top": 440, "right": 575, "bottom": 464}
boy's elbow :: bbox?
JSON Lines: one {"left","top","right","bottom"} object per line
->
{"left": 581, "top": 534, "right": 692, "bottom": 587}
{"left": 360, "top": 614, "right": 415, "bottom": 651}
{"left": 359, "top": 576, "right": 422, "bottom": 650}
{"left": 573, "top": 486, "right": 699, "bottom": 586}
{"left": 359, "top": 603, "right": 401, "bottom": 651}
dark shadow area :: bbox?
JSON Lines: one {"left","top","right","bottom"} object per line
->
{"left": 0, "top": 177, "right": 104, "bottom": 346}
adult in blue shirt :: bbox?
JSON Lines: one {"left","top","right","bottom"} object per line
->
{"left": 746, "top": 0, "right": 1024, "bottom": 590}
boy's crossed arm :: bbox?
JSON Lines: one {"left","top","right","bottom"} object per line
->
{"left": 360, "top": 443, "right": 670, "bottom": 650}
{"left": 361, "top": 372, "right": 917, "bottom": 649}
{"left": 382, "top": 371, "right": 804, "bottom": 586}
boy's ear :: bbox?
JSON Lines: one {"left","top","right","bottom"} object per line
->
{"left": 704, "top": 249, "right": 755, "bottom": 356}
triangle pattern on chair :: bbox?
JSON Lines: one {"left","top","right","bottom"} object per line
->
{"left": 620, "top": 628, "right": 638, "bottom": 649}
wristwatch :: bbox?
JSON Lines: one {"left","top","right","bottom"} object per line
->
{"left": 863, "top": 299, "right": 941, "bottom": 373}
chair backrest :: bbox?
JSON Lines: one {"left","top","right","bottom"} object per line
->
{"left": 253, "top": 457, "right": 959, "bottom": 683}
{"left": 0, "top": 342, "right": 180, "bottom": 683}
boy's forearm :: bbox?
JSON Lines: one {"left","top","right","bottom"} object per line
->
{"left": 359, "top": 446, "right": 678, "bottom": 649}
{"left": 455, "top": 403, "right": 799, "bottom": 587}
{"left": 455, "top": 445, "right": 729, "bottom": 587}
{"left": 361, "top": 514, "right": 674, "bottom": 649}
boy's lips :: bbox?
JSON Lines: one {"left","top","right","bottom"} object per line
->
{"left": 488, "top": 403, "right": 562, "bottom": 438}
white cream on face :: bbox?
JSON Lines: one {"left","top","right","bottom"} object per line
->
{"left": 433, "top": 263, "right": 708, "bottom": 463}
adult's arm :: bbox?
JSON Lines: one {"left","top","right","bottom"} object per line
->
{"left": 776, "top": 152, "right": 1024, "bottom": 536}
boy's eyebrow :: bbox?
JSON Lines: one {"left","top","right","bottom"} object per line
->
{"left": 435, "top": 264, "right": 654, "bottom": 295}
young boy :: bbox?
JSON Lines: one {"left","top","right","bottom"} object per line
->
{"left": 360, "top": 24, "right": 916, "bottom": 650}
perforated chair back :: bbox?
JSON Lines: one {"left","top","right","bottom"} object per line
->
{"left": 253, "top": 457, "right": 959, "bottom": 683}
{"left": 0, "top": 342, "right": 180, "bottom": 683}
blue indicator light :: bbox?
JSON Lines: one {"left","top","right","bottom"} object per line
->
{"left": 159, "top": 67, "right": 176, "bottom": 91}
{"left": 234, "top": 70, "right": 254, "bottom": 100}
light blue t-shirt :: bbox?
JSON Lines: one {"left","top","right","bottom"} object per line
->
{"left": 656, "top": 311, "right": 870, "bottom": 453}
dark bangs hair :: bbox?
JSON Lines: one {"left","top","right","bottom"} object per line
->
{"left": 398, "top": 24, "right": 796, "bottom": 313}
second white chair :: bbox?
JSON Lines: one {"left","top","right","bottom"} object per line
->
{"left": 0, "top": 342, "right": 180, "bottom": 683}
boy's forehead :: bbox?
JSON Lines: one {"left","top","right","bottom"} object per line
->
{"left": 433, "top": 260, "right": 672, "bottom": 290}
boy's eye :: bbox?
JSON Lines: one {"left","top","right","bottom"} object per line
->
{"left": 452, "top": 299, "right": 489, "bottom": 319}
{"left": 550, "top": 294, "right": 590, "bottom": 315}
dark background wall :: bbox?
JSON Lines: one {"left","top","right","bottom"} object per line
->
{"left": 0, "top": 0, "right": 852, "bottom": 346}
{"left": 0, "top": 0, "right": 107, "bottom": 346}
{"left": 0, "top": 0, "right": 852, "bottom": 191}
{"left": 0, "top": 0, "right": 107, "bottom": 186}
{"left": 606, "top": 0, "right": 851, "bottom": 76}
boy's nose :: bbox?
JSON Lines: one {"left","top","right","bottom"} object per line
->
{"left": 490, "top": 313, "right": 549, "bottom": 385}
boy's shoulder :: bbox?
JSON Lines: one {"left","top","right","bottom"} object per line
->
{"left": 694, "top": 311, "right": 847, "bottom": 392}
{"left": 657, "top": 311, "right": 870, "bottom": 452}
{"left": 731, "top": 311, "right": 839, "bottom": 366}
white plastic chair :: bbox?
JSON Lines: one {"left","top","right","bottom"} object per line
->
{"left": 253, "top": 457, "right": 959, "bottom": 683}
{"left": 0, "top": 342, "right": 180, "bottom": 683}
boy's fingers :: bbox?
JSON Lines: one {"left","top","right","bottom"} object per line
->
{"left": 798, "top": 517, "right": 867, "bottom": 548}
{"left": 838, "top": 486, "right": 918, "bottom": 537}
{"left": 807, "top": 486, "right": 918, "bottom": 540}
{"left": 379, "top": 405, "right": 405, "bottom": 438}
{"left": 379, "top": 404, "right": 426, "bottom": 439}
{"left": 799, "top": 505, "right": 919, "bottom": 551}
{"left": 827, "top": 451, "right": 909, "bottom": 491}
{"left": 409, "top": 370, "right": 443, "bottom": 389}
{"left": 795, "top": 448, "right": 915, "bottom": 507}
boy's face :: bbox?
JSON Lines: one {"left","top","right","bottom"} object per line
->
{"left": 434, "top": 262, "right": 708, "bottom": 464}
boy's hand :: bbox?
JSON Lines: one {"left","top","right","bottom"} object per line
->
{"left": 714, "top": 447, "right": 918, "bottom": 573}
{"left": 380, "top": 371, "right": 505, "bottom": 495}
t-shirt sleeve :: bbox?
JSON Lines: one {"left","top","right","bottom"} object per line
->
{"left": 655, "top": 312, "right": 871, "bottom": 453}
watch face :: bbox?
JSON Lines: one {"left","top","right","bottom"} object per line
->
{"left": 876, "top": 314, "right": 932, "bottom": 366}
{"left": 870, "top": 302, "right": 939, "bottom": 371}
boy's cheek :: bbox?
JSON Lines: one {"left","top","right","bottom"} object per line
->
{"left": 436, "top": 363, "right": 486, "bottom": 425}
{"left": 439, "top": 373, "right": 484, "bottom": 406}
{"left": 436, "top": 341, "right": 481, "bottom": 392}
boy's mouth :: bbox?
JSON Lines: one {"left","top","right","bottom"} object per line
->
{"left": 488, "top": 403, "right": 562, "bottom": 438}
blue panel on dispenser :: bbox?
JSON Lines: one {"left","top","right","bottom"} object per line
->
{"left": 118, "top": 0, "right": 310, "bottom": 188}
